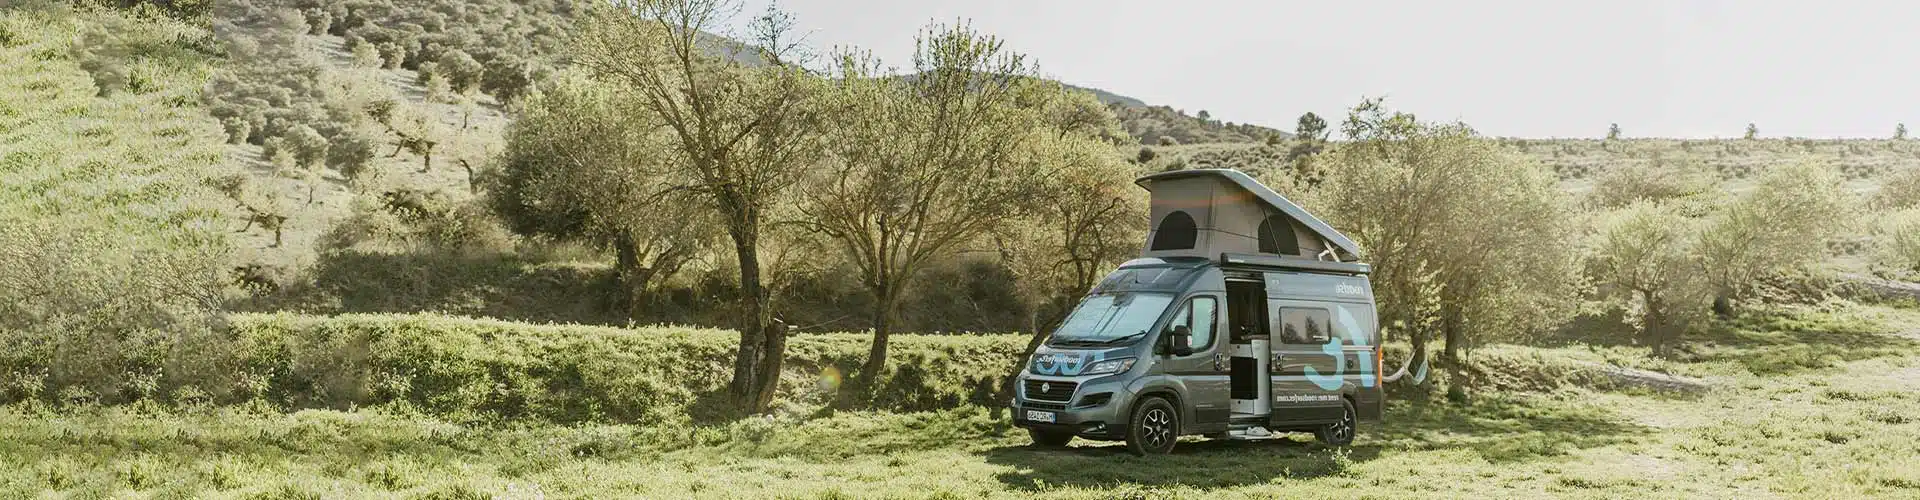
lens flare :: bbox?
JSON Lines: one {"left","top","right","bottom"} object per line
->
{"left": 817, "top": 366, "right": 842, "bottom": 393}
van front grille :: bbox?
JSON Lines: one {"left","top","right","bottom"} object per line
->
{"left": 1023, "top": 379, "right": 1078, "bottom": 402}
{"left": 1023, "top": 401, "right": 1067, "bottom": 411}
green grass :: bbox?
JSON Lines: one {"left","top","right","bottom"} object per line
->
{"left": 3, "top": 312, "right": 1029, "bottom": 423}
{"left": 3, "top": 303, "right": 1916, "bottom": 498}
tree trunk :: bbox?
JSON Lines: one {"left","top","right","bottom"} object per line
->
{"left": 1711, "top": 294, "right": 1733, "bottom": 319}
{"left": 614, "top": 233, "right": 644, "bottom": 320}
{"left": 1441, "top": 307, "right": 1464, "bottom": 364}
{"left": 1440, "top": 307, "right": 1467, "bottom": 401}
{"left": 1000, "top": 309, "right": 1046, "bottom": 401}
{"left": 752, "top": 319, "right": 787, "bottom": 412}
{"left": 726, "top": 223, "right": 774, "bottom": 414}
{"left": 857, "top": 289, "right": 896, "bottom": 385}
{"left": 1642, "top": 290, "right": 1666, "bottom": 357}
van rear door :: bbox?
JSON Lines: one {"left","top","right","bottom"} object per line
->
{"left": 1269, "top": 305, "right": 1345, "bottom": 424}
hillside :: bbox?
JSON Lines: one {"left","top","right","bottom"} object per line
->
{"left": 1066, "top": 83, "right": 1291, "bottom": 145}
{"left": 219, "top": 30, "right": 511, "bottom": 269}
{"left": 0, "top": 4, "right": 236, "bottom": 362}
{"left": 1061, "top": 83, "right": 1145, "bottom": 108}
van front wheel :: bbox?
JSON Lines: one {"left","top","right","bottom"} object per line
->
{"left": 1027, "top": 428, "right": 1073, "bottom": 447}
{"left": 1125, "top": 396, "right": 1179, "bottom": 456}
{"left": 1315, "top": 398, "right": 1357, "bottom": 447}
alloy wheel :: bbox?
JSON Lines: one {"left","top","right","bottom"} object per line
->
{"left": 1330, "top": 407, "right": 1354, "bottom": 442}
{"left": 1144, "top": 408, "right": 1173, "bottom": 448}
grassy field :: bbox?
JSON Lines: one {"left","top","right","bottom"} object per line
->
{"left": 3, "top": 303, "right": 1916, "bottom": 499}
{"left": 7, "top": 5, "right": 1920, "bottom": 500}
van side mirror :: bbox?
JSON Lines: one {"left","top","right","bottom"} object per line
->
{"left": 1167, "top": 325, "right": 1194, "bottom": 356}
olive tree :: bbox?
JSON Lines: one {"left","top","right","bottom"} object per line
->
{"left": 1315, "top": 98, "right": 1582, "bottom": 389}
{"left": 1589, "top": 202, "right": 1712, "bottom": 355}
{"left": 807, "top": 24, "right": 1062, "bottom": 383}
{"left": 437, "top": 49, "right": 484, "bottom": 94}
{"left": 489, "top": 74, "right": 718, "bottom": 318}
{"left": 1695, "top": 162, "right": 1853, "bottom": 316}
{"left": 991, "top": 134, "right": 1145, "bottom": 398}
{"left": 574, "top": 0, "right": 829, "bottom": 414}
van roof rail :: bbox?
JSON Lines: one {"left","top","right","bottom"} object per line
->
{"left": 1219, "top": 253, "right": 1371, "bottom": 275}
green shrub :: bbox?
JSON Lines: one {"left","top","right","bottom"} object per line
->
{"left": 301, "top": 8, "right": 331, "bottom": 36}
{"left": 282, "top": 124, "right": 328, "bottom": 168}
{"left": 481, "top": 54, "right": 534, "bottom": 103}
{"left": 1871, "top": 209, "right": 1920, "bottom": 279}
{"left": 1587, "top": 158, "right": 1719, "bottom": 208}
{"left": 221, "top": 116, "right": 251, "bottom": 144}
{"left": 325, "top": 126, "right": 379, "bottom": 179}
{"left": 437, "top": 49, "right": 483, "bottom": 94}
{"left": 1876, "top": 167, "right": 1920, "bottom": 210}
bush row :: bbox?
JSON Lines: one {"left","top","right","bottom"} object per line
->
{"left": 0, "top": 314, "right": 1029, "bottom": 425}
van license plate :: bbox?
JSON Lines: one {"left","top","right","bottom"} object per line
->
{"left": 1025, "top": 410, "right": 1055, "bottom": 423}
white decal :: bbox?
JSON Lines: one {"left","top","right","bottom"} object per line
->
{"left": 1273, "top": 394, "right": 1342, "bottom": 403}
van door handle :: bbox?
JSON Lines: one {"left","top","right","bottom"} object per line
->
{"left": 1213, "top": 353, "right": 1226, "bottom": 371}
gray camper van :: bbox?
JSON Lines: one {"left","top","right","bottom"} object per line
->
{"left": 1011, "top": 169, "right": 1385, "bottom": 455}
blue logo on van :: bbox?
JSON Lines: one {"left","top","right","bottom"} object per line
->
{"left": 1031, "top": 351, "right": 1107, "bottom": 376}
{"left": 1304, "top": 305, "right": 1377, "bottom": 390}
{"left": 1304, "top": 338, "right": 1377, "bottom": 390}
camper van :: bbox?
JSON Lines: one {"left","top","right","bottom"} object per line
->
{"left": 1011, "top": 169, "right": 1384, "bottom": 455}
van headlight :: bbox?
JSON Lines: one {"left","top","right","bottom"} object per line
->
{"left": 1082, "top": 357, "right": 1136, "bottom": 376}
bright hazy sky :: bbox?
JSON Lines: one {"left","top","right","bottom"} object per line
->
{"left": 736, "top": 0, "right": 1917, "bottom": 139}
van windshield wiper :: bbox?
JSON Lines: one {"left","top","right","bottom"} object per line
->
{"left": 1049, "top": 336, "right": 1103, "bottom": 347}
{"left": 1094, "top": 331, "right": 1147, "bottom": 346}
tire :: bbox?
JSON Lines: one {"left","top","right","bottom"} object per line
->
{"left": 1125, "top": 396, "right": 1179, "bottom": 456}
{"left": 1315, "top": 398, "right": 1357, "bottom": 447}
{"left": 1028, "top": 428, "right": 1074, "bottom": 447}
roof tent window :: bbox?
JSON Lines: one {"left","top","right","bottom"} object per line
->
{"left": 1257, "top": 214, "right": 1300, "bottom": 255}
{"left": 1151, "top": 210, "right": 1198, "bottom": 250}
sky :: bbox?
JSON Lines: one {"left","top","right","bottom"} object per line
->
{"left": 733, "top": 0, "right": 1918, "bottom": 139}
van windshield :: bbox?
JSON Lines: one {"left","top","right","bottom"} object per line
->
{"left": 1049, "top": 292, "right": 1175, "bottom": 347}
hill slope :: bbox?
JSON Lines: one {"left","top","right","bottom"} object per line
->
{"left": 1064, "top": 83, "right": 1289, "bottom": 144}
{"left": 0, "top": 5, "right": 235, "bottom": 347}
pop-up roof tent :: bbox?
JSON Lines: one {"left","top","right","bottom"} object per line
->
{"left": 1134, "top": 169, "right": 1363, "bottom": 263}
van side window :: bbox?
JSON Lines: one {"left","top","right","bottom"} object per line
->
{"left": 1332, "top": 304, "right": 1373, "bottom": 345}
{"left": 1167, "top": 297, "right": 1218, "bottom": 350}
{"left": 1279, "top": 307, "right": 1331, "bottom": 344}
